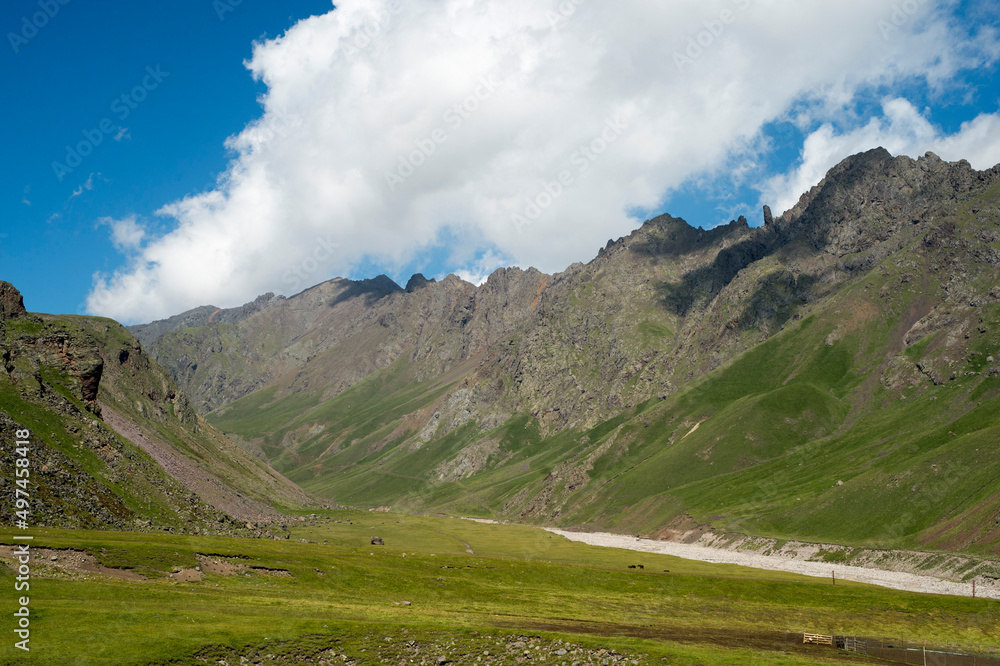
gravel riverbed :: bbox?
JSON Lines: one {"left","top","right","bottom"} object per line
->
{"left": 544, "top": 528, "right": 999, "bottom": 599}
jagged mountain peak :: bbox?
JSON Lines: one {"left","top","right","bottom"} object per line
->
{"left": 613, "top": 210, "right": 755, "bottom": 263}
{"left": 783, "top": 147, "right": 998, "bottom": 227}
{"left": 481, "top": 265, "right": 547, "bottom": 289}
{"left": 405, "top": 273, "right": 435, "bottom": 292}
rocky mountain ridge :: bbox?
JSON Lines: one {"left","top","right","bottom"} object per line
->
{"left": 143, "top": 150, "right": 1000, "bottom": 427}
{"left": 137, "top": 149, "right": 1000, "bottom": 555}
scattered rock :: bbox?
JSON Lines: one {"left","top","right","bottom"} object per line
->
{"left": 192, "top": 631, "right": 648, "bottom": 665}
{"left": 371, "top": 536, "right": 384, "bottom": 545}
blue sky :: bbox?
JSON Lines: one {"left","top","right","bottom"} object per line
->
{"left": 2, "top": 0, "right": 999, "bottom": 323}
{"left": 2, "top": 0, "right": 330, "bottom": 317}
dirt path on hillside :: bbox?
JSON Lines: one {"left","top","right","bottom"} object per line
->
{"left": 545, "top": 529, "right": 1000, "bottom": 599}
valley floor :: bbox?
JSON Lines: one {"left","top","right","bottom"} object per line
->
{"left": 545, "top": 528, "right": 1000, "bottom": 599}
{"left": 4, "top": 512, "right": 999, "bottom": 664}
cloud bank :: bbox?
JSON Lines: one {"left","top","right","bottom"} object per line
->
{"left": 88, "top": 0, "right": 1000, "bottom": 323}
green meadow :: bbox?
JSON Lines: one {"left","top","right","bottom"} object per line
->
{"left": 2, "top": 511, "right": 998, "bottom": 665}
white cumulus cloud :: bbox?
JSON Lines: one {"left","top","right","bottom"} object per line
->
{"left": 99, "top": 215, "right": 147, "bottom": 253}
{"left": 88, "top": 0, "right": 999, "bottom": 323}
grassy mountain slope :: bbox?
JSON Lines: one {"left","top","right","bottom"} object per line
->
{"left": 0, "top": 290, "right": 317, "bottom": 534}
{"left": 146, "top": 150, "right": 1000, "bottom": 555}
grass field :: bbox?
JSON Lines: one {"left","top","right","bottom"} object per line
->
{"left": 2, "top": 511, "right": 998, "bottom": 665}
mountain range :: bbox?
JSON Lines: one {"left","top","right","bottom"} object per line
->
{"left": 129, "top": 148, "right": 1000, "bottom": 556}
{"left": 4, "top": 147, "right": 1000, "bottom": 558}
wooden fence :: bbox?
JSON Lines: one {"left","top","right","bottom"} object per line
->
{"left": 803, "top": 633, "right": 834, "bottom": 646}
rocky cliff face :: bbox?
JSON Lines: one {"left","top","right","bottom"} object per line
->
{"left": 0, "top": 281, "right": 26, "bottom": 320}
{"left": 2, "top": 319, "right": 104, "bottom": 411}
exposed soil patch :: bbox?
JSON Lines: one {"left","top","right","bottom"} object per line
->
{"left": 679, "top": 418, "right": 708, "bottom": 441}
{"left": 170, "top": 568, "right": 203, "bottom": 582}
{"left": 648, "top": 514, "right": 713, "bottom": 544}
{"left": 252, "top": 567, "right": 293, "bottom": 577}
{"left": 194, "top": 553, "right": 293, "bottom": 578}
{"left": 499, "top": 622, "right": 885, "bottom": 664}
{"left": 196, "top": 554, "right": 244, "bottom": 576}
{"left": 0, "top": 545, "right": 146, "bottom": 581}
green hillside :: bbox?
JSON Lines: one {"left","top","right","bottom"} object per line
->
{"left": 0, "top": 293, "right": 317, "bottom": 534}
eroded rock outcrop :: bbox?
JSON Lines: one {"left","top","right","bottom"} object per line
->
{"left": 0, "top": 281, "right": 26, "bottom": 320}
